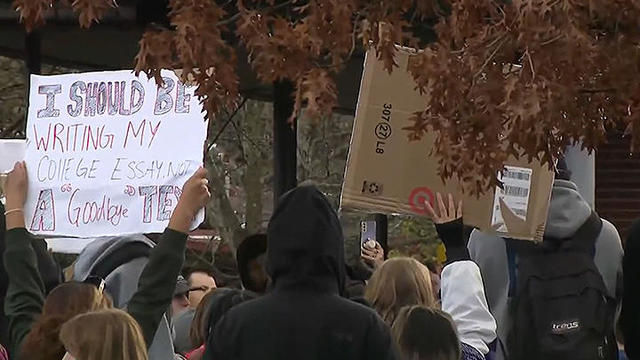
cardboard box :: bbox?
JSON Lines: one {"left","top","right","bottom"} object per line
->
{"left": 340, "top": 48, "right": 554, "bottom": 241}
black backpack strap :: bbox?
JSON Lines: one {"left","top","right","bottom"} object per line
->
{"left": 561, "top": 211, "right": 603, "bottom": 254}
{"left": 90, "top": 242, "right": 152, "bottom": 280}
{"left": 506, "top": 240, "right": 517, "bottom": 298}
{"left": 505, "top": 237, "right": 539, "bottom": 297}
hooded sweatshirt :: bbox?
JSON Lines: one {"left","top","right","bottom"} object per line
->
{"left": 73, "top": 235, "right": 177, "bottom": 360}
{"left": 622, "top": 220, "right": 640, "bottom": 359}
{"left": 207, "top": 186, "right": 397, "bottom": 360}
{"left": 468, "top": 179, "right": 623, "bottom": 360}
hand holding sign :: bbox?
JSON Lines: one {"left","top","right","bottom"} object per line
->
{"left": 5, "top": 161, "right": 28, "bottom": 229}
{"left": 168, "top": 167, "right": 211, "bottom": 233}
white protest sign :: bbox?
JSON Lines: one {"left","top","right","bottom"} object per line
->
{"left": 0, "top": 139, "right": 26, "bottom": 173}
{"left": 24, "top": 70, "right": 207, "bottom": 237}
{"left": 46, "top": 237, "right": 97, "bottom": 254}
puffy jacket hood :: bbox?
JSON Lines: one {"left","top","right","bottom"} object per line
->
{"left": 545, "top": 179, "right": 591, "bottom": 239}
{"left": 267, "top": 186, "right": 346, "bottom": 294}
{"left": 74, "top": 235, "right": 154, "bottom": 282}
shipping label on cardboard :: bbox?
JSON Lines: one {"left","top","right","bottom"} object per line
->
{"left": 491, "top": 166, "right": 533, "bottom": 232}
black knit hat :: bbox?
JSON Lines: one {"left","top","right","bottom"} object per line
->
{"left": 236, "top": 234, "right": 267, "bottom": 292}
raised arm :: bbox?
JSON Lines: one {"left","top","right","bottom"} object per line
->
{"left": 2, "top": 161, "right": 46, "bottom": 354}
{"left": 425, "top": 193, "right": 497, "bottom": 355}
{"left": 127, "top": 167, "right": 211, "bottom": 346}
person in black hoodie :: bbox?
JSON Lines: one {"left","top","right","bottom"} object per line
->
{"left": 206, "top": 186, "right": 397, "bottom": 360}
{"left": 622, "top": 220, "right": 640, "bottom": 359}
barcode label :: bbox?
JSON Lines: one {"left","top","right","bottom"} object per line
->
{"left": 503, "top": 170, "right": 531, "bottom": 181}
{"left": 502, "top": 185, "right": 529, "bottom": 197}
{"left": 491, "top": 166, "right": 533, "bottom": 234}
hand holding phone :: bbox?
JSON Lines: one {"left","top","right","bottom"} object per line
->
{"left": 360, "top": 221, "right": 376, "bottom": 253}
{"left": 360, "top": 220, "right": 383, "bottom": 268}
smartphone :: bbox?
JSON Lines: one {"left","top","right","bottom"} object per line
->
{"left": 360, "top": 220, "right": 377, "bottom": 255}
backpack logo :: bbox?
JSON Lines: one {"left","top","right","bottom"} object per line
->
{"left": 551, "top": 319, "right": 580, "bottom": 334}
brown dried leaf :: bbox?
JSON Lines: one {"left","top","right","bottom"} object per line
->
{"left": 296, "top": 68, "right": 338, "bottom": 120}
{"left": 13, "top": 0, "right": 52, "bottom": 32}
{"left": 134, "top": 30, "right": 174, "bottom": 86}
{"left": 72, "top": 0, "right": 115, "bottom": 28}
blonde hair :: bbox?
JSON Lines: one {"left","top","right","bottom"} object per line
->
{"left": 60, "top": 308, "right": 148, "bottom": 360}
{"left": 365, "top": 257, "right": 436, "bottom": 326}
{"left": 21, "top": 282, "right": 112, "bottom": 360}
{"left": 391, "top": 306, "right": 460, "bottom": 360}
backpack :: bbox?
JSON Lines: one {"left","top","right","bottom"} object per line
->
{"left": 505, "top": 212, "right": 617, "bottom": 360}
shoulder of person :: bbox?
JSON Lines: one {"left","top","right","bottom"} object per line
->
{"left": 600, "top": 218, "right": 620, "bottom": 237}
{"left": 216, "top": 294, "right": 265, "bottom": 322}
{"left": 339, "top": 296, "right": 389, "bottom": 325}
{"left": 597, "top": 218, "right": 623, "bottom": 249}
{"left": 468, "top": 229, "right": 505, "bottom": 251}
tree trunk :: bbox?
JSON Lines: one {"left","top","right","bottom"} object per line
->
{"left": 205, "top": 152, "right": 246, "bottom": 254}
{"left": 242, "top": 101, "right": 268, "bottom": 234}
{"left": 273, "top": 81, "right": 297, "bottom": 206}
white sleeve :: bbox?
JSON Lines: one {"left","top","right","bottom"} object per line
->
{"left": 441, "top": 260, "right": 497, "bottom": 355}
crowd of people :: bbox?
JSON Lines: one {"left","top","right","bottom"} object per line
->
{"left": 0, "top": 158, "right": 636, "bottom": 360}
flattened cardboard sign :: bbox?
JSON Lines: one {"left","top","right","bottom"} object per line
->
{"left": 341, "top": 48, "right": 554, "bottom": 241}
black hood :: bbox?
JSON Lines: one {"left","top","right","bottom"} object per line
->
{"left": 267, "top": 186, "right": 346, "bottom": 295}
{"left": 236, "top": 234, "right": 267, "bottom": 292}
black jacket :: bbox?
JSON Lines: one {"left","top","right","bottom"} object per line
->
{"left": 622, "top": 219, "right": 640, "bottom": 359}
{"left": 0, "top": 202, "right": 62, "bottom": 353}
{"left": 207, "top": 186, "right": 397, "bottom": 360}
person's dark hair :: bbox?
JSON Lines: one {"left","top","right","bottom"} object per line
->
{"left": 391, "top": 306, "right": 461, "bottom": 360}
{"left": 20, "top": 282, "right": 112, "bottom": 360}
{"left": 183, "top": 266, "right": 215, "bottom": 285}
{"left": 235, "top": 234, "right": 267, "bottom": 292}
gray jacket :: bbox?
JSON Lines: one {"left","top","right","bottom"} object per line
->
{"left": 74, "top": 235, "right": 176, "bottom": 360}
{"left": 468, "top": 179, "right": 624, "bottom": 360}
{"left": 173, "top": 308, "right": 196, "bottom": 354}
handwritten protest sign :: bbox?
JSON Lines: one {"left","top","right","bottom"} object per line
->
{"left": 0, "top": 139, "right": 26, "bottom": 173}
{"left": 24, "top": 70, "right": 207, "bottom": 237}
